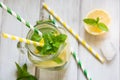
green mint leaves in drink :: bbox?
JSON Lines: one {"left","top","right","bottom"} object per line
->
{"left": 83, "top": 17, "right": 108, "bottom": 31}
{"left": 36, "top": 32, "right": 67, "bottom": 55}
{"left": 31, "top": 32, "right": 42, "bottom": 42}
{"left": 15, "top": 63, "right": 37, "bottom": 80}
{"left": 31, "top": 20, "right": 67, "bottom": 64}
{"left": 31, "top": 30, "right": 67, "bottom": 64}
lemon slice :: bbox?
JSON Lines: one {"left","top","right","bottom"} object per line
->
{"left": 84, "top": 9, "right": 111, "bottom": 35}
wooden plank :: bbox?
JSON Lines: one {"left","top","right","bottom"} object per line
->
{"left": 38, "top": 0, "right": 80, "bottom": 80}
{"left": 0, "top": 0, "right": 40, "bottom": 79}
{"left": 0, "top": 0, "right": 4, "bottom": 79}
{"left": 79, "top": 0, "right": 120, "bottom": 80}
{"left": 0, "top": 0, "right": 3, "bottom": 29}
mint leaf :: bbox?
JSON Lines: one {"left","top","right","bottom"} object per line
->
{"left": 96, "top": 17, "right": 100, "bottom": 23}
{"left": 53, "top": 42, "right": 61, "bottom": 48}
{"left": 83, "top": 18, "right": 97, "bottom": 25}
{"left": 98, "top": 23, "right": 108, "bottom": 31}
{"left": 36, "top": 32, "right": 67, "bottom": 55}
{"left": 55, "top": 34, "right": 67, "bottom": 42}
{"left": 15, "top": 63, "right": 37, "bottom": 80}
{"left": 22, "top": 64, "right": 27, "bottom": 72}
{"left": 83, "top": 17, "right": 109, "bottom": 32}
{"left": 16, "top": 63, "right": 24, "bottom": 77}
{"left": 31, "top": 32, "right": 41, "bottom": 42}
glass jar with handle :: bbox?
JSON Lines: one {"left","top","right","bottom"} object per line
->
{"left": 17, "top": 20, "right": 71, "bottom": 70}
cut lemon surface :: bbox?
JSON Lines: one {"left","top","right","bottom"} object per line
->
{"left": 84, "top": 9, "right": 111, "bottom": 35}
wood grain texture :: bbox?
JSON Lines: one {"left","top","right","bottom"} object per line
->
{"left": 0, "top": 0, "right": 3, "bottom": 31}
{"left": 0, "top": 0, "right": 3, "bottom": 79}
{"left": 0, "top": 0, "right": 119, "bottom": 80}
{"left": 0, "top": 0, "right": 40, "bottom": 80}
{"left": 38, "top": 0, "right": 80, "bottom": 80}
{"left": 78, "top": 0, "right": 120, "bottom": 80}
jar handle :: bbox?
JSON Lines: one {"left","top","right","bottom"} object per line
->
{"left": 17, "top": 42, "right": 28, "bottom": 64}
{"left": 17, "top": 42, "right": 27, "bottom": 54}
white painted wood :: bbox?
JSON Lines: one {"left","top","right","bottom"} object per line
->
{"left": 0, "top": 0, "right": 3, "bottom": 29}
{"left": 0, "top": 0, "right": 40, "bottom": 80}
{"left": 79, "top": 0, "right": 120, "bottom": 80}
{"left": 0, "top": 0, "right": 119, "bottom": 80}
{"left": 0, "top": 0, "right": 4, "bottom": 79}
{"left": 38, "top": 0, "right": 80, "bottom": 80}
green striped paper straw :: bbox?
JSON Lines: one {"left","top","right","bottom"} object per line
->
{"left": 49, "top": 15, "right": 59, "bottom": 27}
{"left": 0, "top": 2, "right": 42, "bottom": 36}
{"left": 49, "top": 15, "right": 92, "bottom": 80}
{"left": 72, "top": 51, "right": 92, "bottom": 80}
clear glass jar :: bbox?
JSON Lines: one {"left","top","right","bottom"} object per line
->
{"left": 17, "top": 22, "right": 71, "bottom": 70}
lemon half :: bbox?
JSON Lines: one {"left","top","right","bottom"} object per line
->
{"left": 84, "top": 9, "right": 111, "bottom": 35}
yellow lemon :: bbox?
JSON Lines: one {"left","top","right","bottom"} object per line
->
{"left": 84, "top": 9, "right": 111, "bottom": 35}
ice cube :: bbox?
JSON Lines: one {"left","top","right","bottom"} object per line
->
{"left": 100, "top": 41, "right": 116, "bottom": 61}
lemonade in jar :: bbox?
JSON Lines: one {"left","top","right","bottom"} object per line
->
{"left": 18, "top": 20, "right": 71, "bottom": 70}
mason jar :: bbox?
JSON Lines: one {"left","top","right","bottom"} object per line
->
{"left": 17, "top": 21, "right": 71, "bottom": 70}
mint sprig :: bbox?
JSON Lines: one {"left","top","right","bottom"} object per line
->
{"left": 83, "top": 17, "right": 108, "bottom": 31}
{"left": 15, "top": 63, "right": 37, "bottom": 80}
{"left": 33, "top": 32, "right": 67, "bottom": 55}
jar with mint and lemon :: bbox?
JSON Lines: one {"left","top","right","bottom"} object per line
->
{"left": 18, "top": 19, "right": 71, "bottom": 70}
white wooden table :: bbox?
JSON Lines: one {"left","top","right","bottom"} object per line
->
{"left": 0, "top": 0, "right": 119, "bottom": 80}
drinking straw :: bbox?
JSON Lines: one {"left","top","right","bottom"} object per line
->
{"left": 49, "top": 16, "right": 92, "bottom": 80}
{"left": 72, "top": 51, "right": 92, "bottom": 80}
{"left": 49, "top": 15, "right": 59, "bottom": 27}
{"left": 1, "top": 33, "right": 44, "bottom": 46}
{"left": 0, "top": 2, "right": 42, "bottom": 36}
{"left": 43, "top": 3, "right": 105, "bottom": 63}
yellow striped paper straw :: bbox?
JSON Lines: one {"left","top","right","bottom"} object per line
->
{"left": 1, "top": 33, "right": 44, "bottom": 47}
{"left": 43, "top": 3, "right": 105, "bottom": 63}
